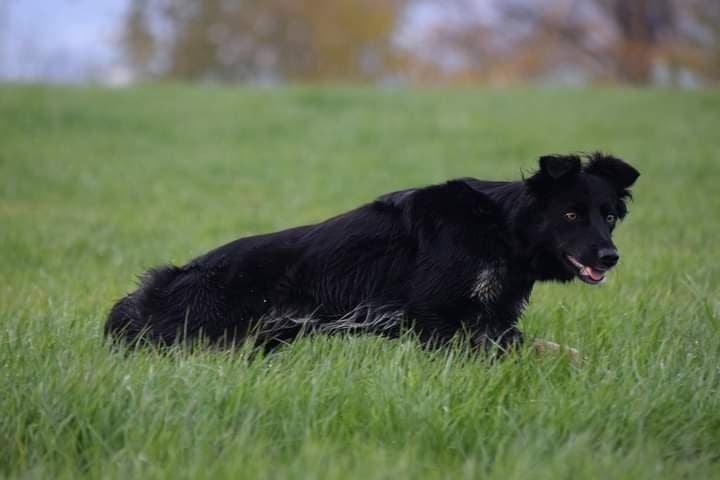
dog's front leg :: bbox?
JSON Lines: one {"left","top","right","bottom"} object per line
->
{"left": 470, "top": 325, "right": 524, "bottom": 355}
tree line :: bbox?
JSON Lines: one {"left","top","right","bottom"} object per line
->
{"left": 124, "top": 0, "right": 720, "bottom": 85}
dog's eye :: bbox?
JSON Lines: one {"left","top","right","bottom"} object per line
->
{"left": 564, "top": 212, "right": 577, "bottom": 221}
{"left": 606, "top": 214, "right": 616, "bottom": 224}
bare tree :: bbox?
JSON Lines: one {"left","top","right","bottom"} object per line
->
{"left": 123, "top": 0, "right": 157, "bottom": 77}
{"left": 597, "top": 0, "right": 676, "bottom": 83}
{"left": 407, "top": 0, "right": 719, "bottom": 85}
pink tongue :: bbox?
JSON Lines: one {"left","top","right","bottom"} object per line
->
{"left": 583, "top": 267, "right": 604, "bottom": 281}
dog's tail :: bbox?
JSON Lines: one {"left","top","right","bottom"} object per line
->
{"left": 104, "top": 265, "right": 185, "bottom": 345}
{"left": 105, "top": 293, "right": 144, "bottom": 343}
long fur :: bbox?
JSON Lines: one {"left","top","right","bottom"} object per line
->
{"left": 106, "top": 152, "right": 639, "bottom": 352}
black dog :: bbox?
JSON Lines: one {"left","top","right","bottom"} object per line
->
{"left": 106, "top": 153, "right": 639, "bottom": 352}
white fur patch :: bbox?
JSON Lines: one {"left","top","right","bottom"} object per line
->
{"left": 256, "top": 306, "right": 404, "bottom": 337}
{"left": 470, "top": 263, "right": 506, "bottom": 302}
{"left": 319, "top": 308, "right": 404, "bottom": 332}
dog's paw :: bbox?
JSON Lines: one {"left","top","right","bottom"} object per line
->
{"left": 532, "top": 339, "right": 580, "bottom": 365}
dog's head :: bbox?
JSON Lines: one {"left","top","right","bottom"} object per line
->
{"left": 524, "top": 153, "right": 639, "bottom": 284}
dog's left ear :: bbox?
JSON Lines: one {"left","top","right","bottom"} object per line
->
{"left": 584, "top": 153, "right": 640, "bottom": 190}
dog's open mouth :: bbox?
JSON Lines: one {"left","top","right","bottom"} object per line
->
{"left": 565, "top": 255, "right": 607, "bottom": 285}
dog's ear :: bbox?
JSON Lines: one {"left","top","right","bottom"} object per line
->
{"left": 584, "top": 153, "right": 639, "bottom": 190}
{"left": 525, "top": 154, "right": 581, "bottom": 192}
{"left": 538, "top": 154, "right": 582, "bottom": 179}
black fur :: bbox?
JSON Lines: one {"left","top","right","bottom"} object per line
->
{"left": 106, "top": 152, "right": 639, "bottom": 351}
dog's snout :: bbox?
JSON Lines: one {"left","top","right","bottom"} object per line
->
{"left": 598, "top": 248, "right": 619, "bottom": 268}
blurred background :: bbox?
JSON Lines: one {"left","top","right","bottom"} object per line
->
{"left": 1, "top": 0, "right": 718, "bottom": 87}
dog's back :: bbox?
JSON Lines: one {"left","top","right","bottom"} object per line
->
{"left": 105, "top": 180, "right": 514, "bottom": 347}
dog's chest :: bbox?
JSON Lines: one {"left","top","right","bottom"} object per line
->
{"left": 469, "top": 262, "right": 507, "bottom": 303}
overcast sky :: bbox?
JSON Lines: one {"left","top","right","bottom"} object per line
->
{"left": 0, "top": 0, "right": 129, "bottom": 82}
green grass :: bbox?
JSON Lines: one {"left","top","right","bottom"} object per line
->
{"left": 1, "top": 84, "right": 719, "bottom": 479}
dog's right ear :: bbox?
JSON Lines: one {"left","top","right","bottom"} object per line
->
{"left": 526, "top": 154, "right": 581, "bottom": 191}
{"left": 538, "top": 154, "right": 582, "bottom": 179}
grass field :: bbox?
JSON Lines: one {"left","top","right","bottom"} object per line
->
{"left": 1, "top": 84, "right": 719, "bottom": 479}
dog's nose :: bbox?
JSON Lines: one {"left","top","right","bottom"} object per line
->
{"left": 598, "top": 248, "right": 619, "bottom": 268}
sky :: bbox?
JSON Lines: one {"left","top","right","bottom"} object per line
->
{"left": 0, "top": 0, "right": 130, "bottom": 83}
{"left": 0, "top": 0, "right": 461, "bottom": 84}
